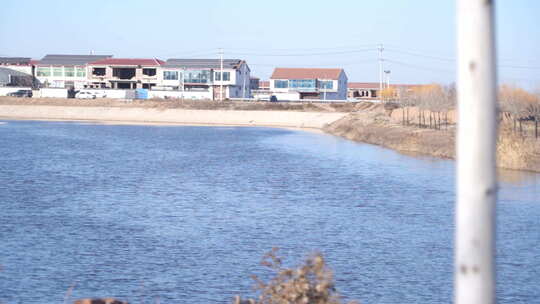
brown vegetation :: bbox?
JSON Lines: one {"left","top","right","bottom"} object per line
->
{"left": 325, "top": 84, "right": 540, "bottom": 172}
{"left": 234, "top": 248, "right": 357, "bottom": 304}
{"left": 0, "top": 97, "right": 357, "bottom": 113}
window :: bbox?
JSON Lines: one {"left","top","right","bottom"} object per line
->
{"left": 76, "top": 67, "right": 86, "bottom": 77}
{"left": 163, "top": 71, "right": 179, "bottom": 80}
{"left": 184, "top": 70, "right": 211, "bottom": 83}
{"left": 289, "top": 79, "right": 316, "bottom": 90}
{"left": 92, "top": 68, "right": 106, "bottom": 76}
{"left": 37, "top": 67, "right": 51, "bottom": 77}
{"left": 215, "top": 71, "right": 230, "bottom": 81}
{"left": 64, "top": 67, "right": 75, "bottom": 77}
{"left": 319, "top": 80, "right": 333, "bottom": 90}
{"left": 53, "top": 67, "right": 63, "bottom": 77}
{"left": 274, "top": 80, "right": 288, "bottom": 88}
{"left": 143, "top": 68, "right": 156, "bottom": 76}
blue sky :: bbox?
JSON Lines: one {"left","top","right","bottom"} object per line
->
{"left": 1, "top": 0, "right": 538, "bottom": 88}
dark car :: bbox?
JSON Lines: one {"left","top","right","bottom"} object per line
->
{"left": 7, "top": 89, "right": 33, "bottom": 98}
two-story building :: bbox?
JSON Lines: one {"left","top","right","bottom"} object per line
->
{"left": 86, "top": 58, "right": 164, "bottom": 89}
{"left": 36, "top": 54, "right": 112, "bottom": 89}
{"left": 269, "top": 68, "right": 348, "bottom": 101}
{"left": 158, "top": 59, "right": 250, "bottom": 100}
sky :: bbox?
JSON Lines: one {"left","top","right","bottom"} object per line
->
{"left": 1, "top": 0, "right": 539, "bottom": 88}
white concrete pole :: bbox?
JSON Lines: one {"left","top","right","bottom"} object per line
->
{"left": 242, "top": 65, "right": 247, "bottom": 100}
{"left": 219, "top": 48, "right": 224, "bottom": 101}
{"left": 323, "top": 79, "right": 327, "bottom": 101}
{"left": 181, "top": 68, "right": 185, "bottom": 101}
{"left": 378, "top": 44, "right": 384, "bottom": 101}
{"left": 455, "top": 0, "right": 498, "bottom": 304}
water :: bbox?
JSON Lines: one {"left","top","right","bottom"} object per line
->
{"left": 0, "top": 120, "right": 538, "bottom": 304}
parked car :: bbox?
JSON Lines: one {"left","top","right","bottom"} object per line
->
{"left": 75, "top": 91, "right": 97, "bottom": 99}
{"left": 7, "top": 89, "right": 32, "bottom": 98}
{"left": 92, "top": 91, "right": 107, "bottom": 98}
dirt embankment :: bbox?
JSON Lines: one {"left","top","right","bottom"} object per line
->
{"left": 324, "top": 102, "right": 540, "bottom": 172}
{"left": 324, "top": 103, "right": 456, "bottom": 159}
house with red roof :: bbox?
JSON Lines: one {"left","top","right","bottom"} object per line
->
{"left": 87, "top": 58, "right": 164, "bottom": 89}
{"left": 269, "top": 68, "right": 348, "bottom": 101}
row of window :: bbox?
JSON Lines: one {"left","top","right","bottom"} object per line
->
{"left": 37, "top": 66, "right": 86, "bottom": 77}
{"left": 163, "top": 70, "right": 231, "bottom": 82}
{"left": 37, "top": 67, "right": 233, "bottom": 83}
{"left": 274, "top": 79, "right": 334, "bottom": 90}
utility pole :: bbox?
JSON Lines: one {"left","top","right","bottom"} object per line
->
{"left": 181, "top": 67, "right": 185, "bottom": 102}
{"left": 455, "top": 0, "right": 497, "bottom": 304}
{"left": 242, "top": 64, "right": 247, "bottom": 100}
{"left": 322, "top": 79, "right": 327, "bottom": 101}
{"left": 384, "top": 70, "right": 391, "bottom": 89}
{"left": 219, "top": 48, "right": 224, "bottom": 102}
{"left": 378, "top": 44, "right": 384, "bottom": 102}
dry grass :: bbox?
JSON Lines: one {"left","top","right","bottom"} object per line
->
{"left": 324, "top": 104, "right": 540, "bottom": 172}
{"left": 234, "top": 248, "right": 357, "bottom": 304}
{"left": 0, "top": 97, "right": 358, "bottom": 113}
{"left": 497, "top": 127, "right": 540, "bottom": 172}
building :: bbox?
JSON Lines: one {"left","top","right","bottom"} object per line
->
{"left": 269, "top": 68, "right": 348, "bottom": 101}
{"left": 158, "top": 59, "right": 251, "bottom": 100}
{"left": 0, "top": 57, "right": 35, "bottom": 76}
{"left": 87, "top": 58, "right": 165, "bottom": 89}
{"left": 0, "top": 67, "right": 35, "bottom": 87}
{"left": 249, "top": 77, "right": 260, "bottom": 90}
{"left": 259, "top": 80, "right": 270, "bottom": 91}
{"left": 348, "top": 82, "right": 422, "bottom": 101}
{"left": 36, "top": 54, "right": 112, "bottom": 89}
{"left": 347, "top": 82, "right": 380, "bottom": 100}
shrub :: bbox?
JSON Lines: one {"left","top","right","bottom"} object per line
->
{"left": 234, "top": 248, "right": 358, "bottom": 304}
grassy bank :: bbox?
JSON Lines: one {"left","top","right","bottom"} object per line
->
{"left": 323, "top": 102, "right": 540, "bottom": 172}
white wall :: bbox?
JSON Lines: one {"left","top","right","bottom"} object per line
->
{"left": 1, "top": 66, "right": 33, "bottom": 75}
{"left": 148, "top": 90, "right": 212, "bottom": 100}
{"left": 80, "top": 89, "right": 136, "bottom": 99}
{"left": 39, "top": 88, "right": 68, "bottom": 98}
{"left": 273, "top": 92, "right": 300, "bottom": 101}
{"left": 36, "top": 65, "right": 87, "bottom": 89}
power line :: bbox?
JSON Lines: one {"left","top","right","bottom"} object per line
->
{"left": 385, "top": 59, "right": 455, "bottom": 73}
{"left": 385, "top": 48, "right": 455, "bottom": 62}
{"left": 225, "top": 44, "right": 379, "bottom": 52}
{"left": 226, "top": 48, "right": 376, "bottom": 57}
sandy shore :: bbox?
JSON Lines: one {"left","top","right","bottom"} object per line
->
{"left": 0, "top": 105, "right": 347, "bottom": 131}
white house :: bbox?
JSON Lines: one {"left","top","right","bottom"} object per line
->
{"left": 36, "top": 54, "right": 112, "bottom": 89}
{"left": 158, "top": 59, "right": 251, "bottom": 100}
{"left": 269, "top": 68, "right": 348, "bottom": 101}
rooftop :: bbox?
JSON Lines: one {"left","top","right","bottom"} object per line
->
{"left": 39, "top": 54, "right": 113, "bottom": 66}
{"left": 348, "top": 82, "right": 380, "bottom": 89}
{"left": 89, "top": 58, "right": 165, "bottom": 66}
{"left": 163, "top": 59, "right": 245, "bottom": 69}
{"left": 270, "top": 68, "right": 344, "bottom": 80}
{"left": 0, "top": 57, "right": 32, "bottom": 65}
{"left": 348, "top": 82, "right": 424, "bottom": 89}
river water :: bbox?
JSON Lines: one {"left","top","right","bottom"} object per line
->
{"left": 0, "top": 120, "right": 538, "bottom": 303}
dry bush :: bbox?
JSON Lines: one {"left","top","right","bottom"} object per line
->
{"left": 235, "top": 248, "right": 358, "bottom": 304}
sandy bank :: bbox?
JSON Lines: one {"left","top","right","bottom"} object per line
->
{"left": 0, "top": 105, "right": 348, "bottom": 130}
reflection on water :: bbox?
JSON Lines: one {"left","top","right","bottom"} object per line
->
{"left": 0, "top": 120, "right": 538, "bottom": 303}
